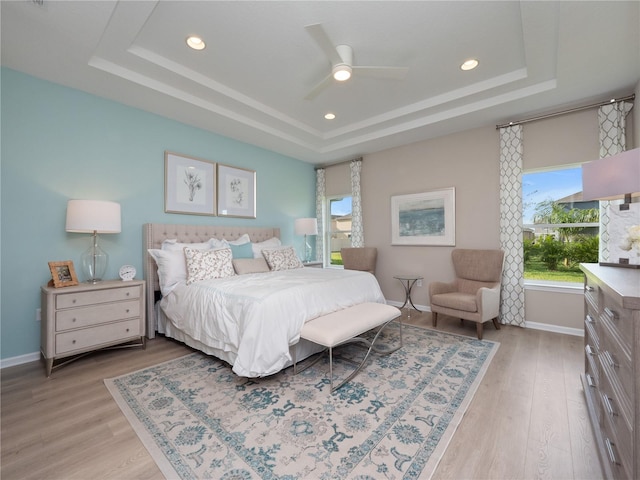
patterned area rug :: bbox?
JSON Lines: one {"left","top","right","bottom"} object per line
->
{"left": 105, "top": 324, "right": 498, "bottom": 479}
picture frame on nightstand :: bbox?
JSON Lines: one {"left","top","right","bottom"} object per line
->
{"left": 48, "top": 260, "right": 79, "bottom": 288}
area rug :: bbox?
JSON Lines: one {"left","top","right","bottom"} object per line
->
{"left": 105, "top": 324, "right": 498, "bottom": 479}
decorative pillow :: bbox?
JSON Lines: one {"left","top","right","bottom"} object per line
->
{"left": 251, "top": 237, "right": 282, "bottom": 258}
{"left": 232, "top": 258, "right": 271, "bottom": 275}
{"left": 262, "top": 246, "right": 303, "bottom": 271}
{"left": 227, "top": 234, "right": 251, "bottom": 246}
{"left": 230, "top": 242, "right": 254, "bottom": 259}
{"left": 148, "top": 249, "right": 188, "bottom": 296}
{"left": 184, "top": 247, "right": 235, "bottom": 284}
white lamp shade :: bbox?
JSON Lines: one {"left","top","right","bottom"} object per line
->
{"left": 582, "top": 148, "right": 640, "bottom": 201}
{"left": 66, "top": 200, "right": 121, "bottom": 233}
{"left": 295, "top": 218, "right": 318, "bottom": 236}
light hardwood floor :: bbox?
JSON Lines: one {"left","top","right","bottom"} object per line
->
{"left": 1, "top": 311, "right": 603, "bottom": 480}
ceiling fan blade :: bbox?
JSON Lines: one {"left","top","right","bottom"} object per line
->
{"left": 305, "top": 24, "right": 342, "bottom": 66}
{"left": 304, "top": 73, "right": 333, "bottom": 100}
{"left": 352, "top": 66, "right": 409, "bottom": 79}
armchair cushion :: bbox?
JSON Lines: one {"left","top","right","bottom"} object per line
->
{"left": 431, "top": 292, "right": 477, "bottom": 313}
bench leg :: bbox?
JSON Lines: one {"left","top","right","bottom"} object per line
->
{"left": 330, "top": 316, "right": 403, "bottom": 393}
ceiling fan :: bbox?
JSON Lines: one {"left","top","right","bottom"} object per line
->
{"left": 304, "top": 23, "right": 409, "bottom": 100}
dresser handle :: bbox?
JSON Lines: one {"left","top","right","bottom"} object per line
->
{"left": 586, "top": 373, "right": 596, "bottom": 388}
{"left": 603, "top": 394, "right": 617, "bottom": 416}
{"left": 585, "top": 314, "right": 595, "bottom": 324}
{"left": 605, "top": 438, "right": 619, "bottom": 465}
{"left": 585, "top": 345, "right": 596, "bottom": 356}
{"left": 126, "top": 328, "right": 130, "bottom": 332}
{"left": 126, "top": 292, "right": 130, "bottom": 297}
{"left": 72, "top": 339, "right": 76, "bottom": 344}
{"left": 604, "top": 307, "right": 619, "bottom": 320}
{"left": 72, "top": 318, "right": 76, "bottom": 322}
{"left": 604, "top": 350, "right": 619, "bottom": 369}
{"left": 585, "top": 285, "right": 594, "bottom": 292}
{"left": 72, "top": 299, "right": 77, "bottom": 304}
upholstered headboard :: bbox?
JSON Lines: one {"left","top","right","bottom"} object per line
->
{"left": 143, "top": 223, "right": 281, "bottom": 338}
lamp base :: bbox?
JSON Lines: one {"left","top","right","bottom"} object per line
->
{"left": 81, "top": 232, "right": 108, "bottom": 283}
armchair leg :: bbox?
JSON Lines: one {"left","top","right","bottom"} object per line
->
{"left": 476, "top": 322, "right": 484, "bottom": 340}
{"left": 492, "top": 317, "right": 501, "bottom": 330}
{"left": 432, "top": 312, "right": 438, "bottom": 327}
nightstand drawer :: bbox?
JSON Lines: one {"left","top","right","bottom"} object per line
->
{"left": 55, "top": 318, "right": 142, "bottom": 355}
{"left": 56, "top": 300, "right": 140, "bottom": 331}
{"left": 56, "top": 285, "right": 141, "bottom": 309}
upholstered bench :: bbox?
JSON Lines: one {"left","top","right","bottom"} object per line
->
{"left": 294, "top": 302, "right": 402, "bottom": 392}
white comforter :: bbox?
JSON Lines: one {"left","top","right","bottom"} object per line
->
{"left": 160, "top": 267, "right": 386, "bottom": 377}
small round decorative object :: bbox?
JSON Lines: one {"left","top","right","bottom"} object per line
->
{"left": 119, "top": 265, "right": 136, "bottom": 281}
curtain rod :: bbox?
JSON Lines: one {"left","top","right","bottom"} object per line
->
{"left": 496, "top": 93, "right": 635, "bottom": 130}
{"left": 315, "top": 156, "right": 363, "bottom": 170}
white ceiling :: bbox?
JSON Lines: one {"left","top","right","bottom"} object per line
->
{"left": 2, "top": 1, "right": 639, "bottom": 165}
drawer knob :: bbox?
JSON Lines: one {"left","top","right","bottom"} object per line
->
{"left": 126, "top": 292, "right": 130, "bottom": 297}
{"left": 72, "top": 318, "right": 76, "bottom": 322}
{"left": 72, "top": 299, "right": 77, "bottom": 304}
{"left": 126, "top": 328, "right": 130, "bottom": 332}
{"left": 126, "top": 309, "right": 130, "bottom": 313}
{"left": 72, "top": 340, "right": 76, "bottom": 344}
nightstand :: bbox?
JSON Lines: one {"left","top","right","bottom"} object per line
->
{"left": 40, "top": 279, "right": 146, "bottom": 376}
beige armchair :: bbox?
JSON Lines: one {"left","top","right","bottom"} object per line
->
{"left": 341, "top": 247, "right": 377, "bottom": 275}
{"left": 429, "top": 249, "right": 504, "bottom": 340}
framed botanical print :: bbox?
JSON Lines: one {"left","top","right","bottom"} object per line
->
{"left": 164, "top": 151, "right": 216, "bottom": 216}
{"left": 217, "top": 164, "right": 256, "bottom": 218}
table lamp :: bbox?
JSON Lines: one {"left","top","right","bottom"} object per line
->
{"left": 66, "top": 199, "right": 121, "bottom": 282}
{"left": 295, "top": 217, "right": 318, "bottom": 263}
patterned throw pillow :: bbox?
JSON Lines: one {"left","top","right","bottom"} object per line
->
{"left": 184, "top": 247, "right": 235, "bottom": 284}
{"left": 261, "top": 246, "right": 303, "bottom": 271}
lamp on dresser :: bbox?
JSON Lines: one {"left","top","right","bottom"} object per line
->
{"left": 65, "top": 199, "right": 121, "bottom": 283}
{"left": 295, "top": 217, "right": 318, "bottom": 263}
{"left": 582, "top": 148, "right": 640, "bottom": 267}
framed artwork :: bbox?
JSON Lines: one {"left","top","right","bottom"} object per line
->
{"left": 217, "top": 164, "right": 256, "bottom": 218}
{"left": 164, "top": 151, "right": 216, "bottom": 216}
{"left": 48, "top": 260, "right": 79, "bottom": 288}
{"left": 391, "top": 187, "right": 455, "bottom": 246}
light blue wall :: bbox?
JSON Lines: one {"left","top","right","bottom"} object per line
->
{"left": 0, "top": 67, "right": 316, "bottom": 361}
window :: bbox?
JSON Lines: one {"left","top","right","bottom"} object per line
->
{"left": 325, "top": 196, "right": 352, "bottom": 266}
{"left": 522, "top": 166, "right": 599, "bottom": 283}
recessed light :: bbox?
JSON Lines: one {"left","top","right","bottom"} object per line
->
{"left": 186, "top": 35, "right": 206, "bottom": 51}
{"left": 460, "top": 59, "right": 478, "bottom": 71}
{"left": 324, "top": 113, "right": 336, "bottom": 120}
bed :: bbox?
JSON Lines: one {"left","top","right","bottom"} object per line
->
{"left": 143, "top": 223, "right": 387, "bottom": 377}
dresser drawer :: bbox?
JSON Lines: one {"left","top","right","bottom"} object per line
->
{"left": 601, "top": 294, "right": 632, "bottom": 359}
{"left": 600, "top": 332, "right": 633, "bottom": 415}
{"left": 56, "top": 285, "right": 141, "bottom": 309}
{"left": 55, "top": 300, "right": 140, "bottom": 331}
{"left": 599, "top": 361, "right": 633, "bottom": 468}
{"left": 600, "top": 383, "right": 633, "bottom": 479}
{"left": 55, "top": 319, "right": 142, "bottom": 355}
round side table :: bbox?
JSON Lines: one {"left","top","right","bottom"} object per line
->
{"left": 393, "top": 275, "right": 423, "bottom": 318}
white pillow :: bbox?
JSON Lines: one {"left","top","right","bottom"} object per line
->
{"left": 184, "top": 247, "right": 235, "bottom": 284}
{"left": 251, "top": 237, "right": 282, "bottom": 258}
{"left": 148, "top": 249, "right": 187, "bottom": 296}
{"left": 162, "top": 238, "right": 226, "bottom": 251}
{"left": 261, "top": 246, "right": 303, "bottom": 271}
{"left": 227, "top": 233, "right": 251, "bottom": 246}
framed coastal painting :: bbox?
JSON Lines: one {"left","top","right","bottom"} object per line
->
{"left": 391, "top": 187, "right": 455, "bottom": 246}
{"left": 164, "top": 151, "right": 216, "bottom": 216}
{"left": 217, "top": 164, "right": 256, "bottom": 218}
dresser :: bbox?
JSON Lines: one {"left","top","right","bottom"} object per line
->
{"left": 580, "top": 264, "right": 640, "bottom": 479}
{"left": 41, "top": 279, "right": 146, "bottom": 376}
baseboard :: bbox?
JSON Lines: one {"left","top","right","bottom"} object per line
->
{"left": 1, "top": 351, "right": 40, "bottom": 369}
{"left": 523, "top": 321, "right": 583, "bottom": 337}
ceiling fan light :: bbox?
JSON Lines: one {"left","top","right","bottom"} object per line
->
{"left": 332, "top": 65, "right": 352, "bottom": 81}
{"left": 186, "top": 35, "right": 206, "bottom": 50}
{"left": 461, "top": 59, "right": 478, "bottom": 71}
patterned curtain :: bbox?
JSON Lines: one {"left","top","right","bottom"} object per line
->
{"left": 597, "top": 101, "right": 633, "bottom": 262}
{"left": 499, "top": 125, "right": 525, "bottom": 327}
{"left": 350, "top": 159, "right": 364, "bottom": 247}
{"left": 315, "top": 168, "right": 326, "bottom": 264}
